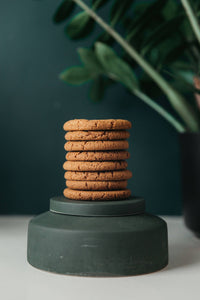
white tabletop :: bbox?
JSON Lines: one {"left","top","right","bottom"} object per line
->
{"left": 0, "top": 216, "right": 200, "bottom": 300}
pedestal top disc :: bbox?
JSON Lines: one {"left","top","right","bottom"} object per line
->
{"left": 50, "top": 196, "right": 145, "bottom": 216}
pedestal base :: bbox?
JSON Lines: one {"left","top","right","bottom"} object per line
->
{"left": 27, "top": 197, "right": 168, "bottom": 276}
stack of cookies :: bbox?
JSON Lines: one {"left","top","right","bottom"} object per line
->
{"left": 63, "top": 119, "right": 132, "bottom": 201}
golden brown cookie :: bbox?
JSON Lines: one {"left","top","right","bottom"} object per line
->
{"left": 66, "top": 151, "right": 130, "bottom": 161}
{"left": 64, "top": 170, "right": 132, "bottom": 181}
{"left": 65, "top": 130, "right": 130, "bottom": 141}
{"left": 63, "top": 119, "right": 132, "bottom": 131}
{"left": 66, "top": 180, "right": 128, "bottom": 190}
{"left": 63, "top": 161, "right": 128, "bottom": 171}
{"left": 63, "top": 188, "right": 131, "bottom": 200}
{"left": 64, "top": 140, "right": 129, "bottom": 151}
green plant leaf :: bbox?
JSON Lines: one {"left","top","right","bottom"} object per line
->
{"left": 144, "top": 35, "right": 187, "bottom": 70}
{"left": 160, "top": 40, "right": 190, "bottom": 66}
{"left": 166, "top": 69, "right": 200, "bottom": 95}
{"left": 89, "top": 76, "right": 106, "bottom": 102}
{"left": 141, "top": 16, "right": 184, "bottom": 56}
{"left": 54, "top": 0, "right": 199, "bottom": 131}
{"left": 137, "top": 71, "right": 161, "bottom": 97}
{"left": 181, "top": 18, "right": 195, "bottom": 40}
{"left": 96, "top": 32, "right": 115, "bottom": 46}
{"left": 78, "top": 48, "right": 103, "bottom": 74}
{"left": 53, "top": 0, "right": 75, "bottom": 23}
{"left": 171, "top": 60, "right": 195, "bottom": 72}
{"left": 146, "top": 36, "right": 190, "bottom": 70}
{"left": 95, "top": 42, "right": 138, "bottom": 90}
{"left": 110, "top": 0, "right": 133, "bottom": 25}
{"left": 92, "top": 0, "right": 110, "bottom": 10}
{"left": 162, "top": 0, "right": 179, "bottom": 20}
{"left": 65, "top": 12, "right": 95, "bottom": 39}
{"left": 60, "top": 66, "right": 93, "bottom": 85}
{"left": 181, "top": 0, "right": 200, "bottom": 46}
{"left": 126, "top": 0, "right": 168, "bottom": 42}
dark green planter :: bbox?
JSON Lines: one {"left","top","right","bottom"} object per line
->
{"left": 179, "top": 133, "right": 200, "bottom": 237}
{"left": 27, "top": 196, "right": 168, "bottom": 276}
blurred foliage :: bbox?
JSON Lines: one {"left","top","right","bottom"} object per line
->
{"left": 53, "top": 0, "right": 200, "bottom": 131}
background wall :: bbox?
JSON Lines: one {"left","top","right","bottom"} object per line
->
{"left": 0, "top": 0, "right": 182, "bottom": 215}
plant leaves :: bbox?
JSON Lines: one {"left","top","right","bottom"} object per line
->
{"left": 78, "top": 48, "right": 103, "bottom": 74}
{"left": 110, "top": 0, "right": 133, "bottom": 25}
{"left": 143, "top": 34, "right": 187, "bottom": 70}
{"left": 65, "top": 12, "right": 95, "bottom": 39}
{"left": 95, "top": 42, "right": 138, "bottom": 90}
{"left": 171, "top": 60, "right": 195, "bottom": 72}
{"left": 139, "top": 74, "right": 161, "bottom": 98}
{"left": 89, "top": 76, "right": 106, "bottom": 102}
{"left": 167, "top": 69, "right": 200, "bottom": 95}
{"left": 89, "top": 76, "right": 115, "bottom": 102}
{"left": 141, "top": 15, "right": 184, "bottom": 56}
{"left": 53, "top": 0, "right": 75, "bottom": 23}
{"left": 126, "top": 0, "right": 168, "bottom": 42}
{"left": 162, "top": 0, "right": 179, "bottom": 21}
{"left": 60, "top": 66, "right": 93, "bottom": 85}
{"left": 160, "top": 41, "right": 190, "bottom": 66}
{"left": 96, "top": 32, "right": 115, "bottom": 46}
{"left": 188, "top": 0, "right": 200, "bottom": 12}
{"left": 147, "top": 37, "right": 189, "bottom": 70}
{"left": 181, "top": 18, "right": 196, "bottom": 41}
{"left": 92, "top": 0, "right": 110, "bottom": 10}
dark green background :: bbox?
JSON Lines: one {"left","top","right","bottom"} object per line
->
{"left": 0, "top": 0, "right": 182, "bottom": 215}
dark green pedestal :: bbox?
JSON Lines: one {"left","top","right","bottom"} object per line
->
{"left": 27, "top": 197, "right": 168, "bottom": 276}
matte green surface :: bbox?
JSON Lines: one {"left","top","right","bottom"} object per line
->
{"left": 50, "top": 196, "right": 145, "bottom": 216}
{"left": 0, "top": 0, "right": 182, "bottom": 215}
{"left": 27, "top": 201, "right": 168, "bottom": 276}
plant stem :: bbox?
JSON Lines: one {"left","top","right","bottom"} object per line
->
{"left": 73, "top": 0, "right": 199, "bottom": 132}
{"left": 105, "top": 72, "right": 186, "bottom": 132}
{"left": 133, "top": 90, "right": 186, "bottom": 133}
{"left": 181, "top": 0, "right": 200, "bottom": 45}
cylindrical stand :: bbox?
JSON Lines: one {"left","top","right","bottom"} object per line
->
{"left": 27, "top": 196, "right": 168, "bottom": 276}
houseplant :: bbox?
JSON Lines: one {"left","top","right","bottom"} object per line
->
{"left": 53, "top": 0, "right": 200, "bottom": 236}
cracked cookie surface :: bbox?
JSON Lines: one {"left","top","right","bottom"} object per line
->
{"left": 63, "top": 119, "right": 132, "bottom": 131}
{"left": 63, "top": 160, "right": 128, "bottom": 171}
{"left": 63, "top": 188, "right": 131, "bottom": 200}
{"left": 64, "top": 170, "right": 132, "bottom": 181}
{"left": 64, "top": 140, "right": 129, "bottom": 151}
{"left": 66, "top": 151, "right": 130, "bottom": 161}
{"left": 65, "top": 130, "right": 130, "bottom": 141}
{"left": 66, "top": 180, "right": 128, "bottom": 190}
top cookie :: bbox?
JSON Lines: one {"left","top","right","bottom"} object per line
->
{"left": 63, "top": 119, "right": 132, "bottom": 131}
{"left": 65, "top": 130, "right": 130, "bottom": 141}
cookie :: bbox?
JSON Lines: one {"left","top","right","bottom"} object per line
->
{"left": 63, "top": 119, "right": 132, "bottom": 131}
{"left": 64, "top": 170, "right": 132, "bottom": 181}
{"left": 63, "top": 188, "right": 131, "bottom": 200}
{"left": 63, "top": 161, "right": 128, "bottom": 171}
{"left": 65, "top": 130, "right": 130, "bottom": 141}
{"left": 66, "top": 180, "right": 128, "bottom": 190}
{"left": 66, "top": 151, "right": 130, "bottom": 161}
{"left": 64, "top": 140, "right": 129, "bottom": 151}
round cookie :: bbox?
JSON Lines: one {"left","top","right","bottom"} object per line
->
{"left": 65, "top": 130, "right": 130, "bottom": 141}
{"left": 66, "top": 180, "right": 128, "bottom": 190}
{"left": 64, "top": 170, "right": 132, "bottom": 181}
{"left": 63, "top": 161, "right": 128, "bottom": 171}
{"left": 63, "top": 119, "right": 132, "bottom": 131}
{"left": 64, "top": 140, "right": 129, "bottom": 151}
{"left": 66, "top": 151, "right": 130, "bottom": 161}
{"left": 63, "top": 188, "right": 131, "bottom": 200}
